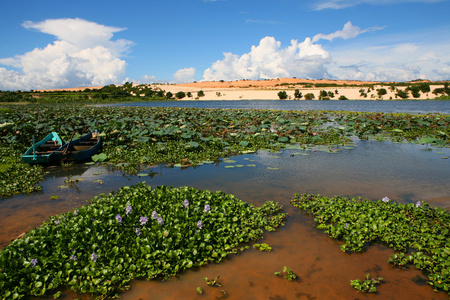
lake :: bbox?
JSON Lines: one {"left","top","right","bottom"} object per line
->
{"left": 1, "top": 101, "right": 449, "bottom": 299}
{"left": 103, "top": 99, "right": 450, "bottom": 115}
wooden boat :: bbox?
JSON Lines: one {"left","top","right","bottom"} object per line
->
{"left": 21, "top": 132, "right": 64, "bottom": 164}
{"left": 53, "top": 131, "right": 102, "bottom": 162}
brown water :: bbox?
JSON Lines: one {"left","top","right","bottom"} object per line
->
{"left": 1, "top": 139, "right": 449, "bottom": 299}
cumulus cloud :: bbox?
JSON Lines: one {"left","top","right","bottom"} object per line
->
{"left": 313, "top": 0, "right": 445, "bottom": 10}
{"left": 0, "top": 18, "right": 133, "bottom": 90}
{"left": 312, "top": 21, "right": 385, "bottom": 42}
{"left": 328, "top": 41, "right": 450, "bottom": 81}
{"left": 174, "top": 67, "right": 196, "bottom": 83}
{"left": 203, "top": 36, "right": 331, "bottom": 81}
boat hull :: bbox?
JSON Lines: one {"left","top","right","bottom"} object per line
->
{"left": 21, "top": 132, "right": 63, "bottom": 164}
{"left": 53, "top": 132, "right": 102, "bottom": 162}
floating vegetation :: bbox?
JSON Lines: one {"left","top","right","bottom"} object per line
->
{"left": 253, "top": 243, "right": 272, "bottom": 251}
{"left": 204, "top": 276, "right": 222, "bottom": 287}
{"left": 274, "top": 266, "right": 297, "bottom": 281}
{"left": 0, "top": 183, "right": 286, "bottom": 299}
{"left": 0, "top": 105, "right": 448, "bottom": 197}
{"left": 0, "top": 147, "right": 43, "bottom": 197}
{"left": 291, "top": 194, "right": 450, "bottom": 296}
{"left": 350, "top": 273, "right": 383, "bottom": 293}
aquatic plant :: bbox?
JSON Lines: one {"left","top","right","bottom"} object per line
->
{"left": 0, "top": 183, "right": 286, "bottom": 299}
{"left": 253, "top": 243, "right": 272, "bottom": 251}
{"left": 291, "top": 194, "right": 450, "bottom": 296}
{"left": 274, "top": 266, "right": 297, "bottom": 281}
{"left": 0, "top": 147, "right": 43, "bottom": 198}
{"left": 204, "top": 276, "right": 222, "bottom": 287}
{"left": 1, "top": 104, "right": 448, "bottom": 197}
{"left": 350, "top": 273, "right": 383, "bottom": 293}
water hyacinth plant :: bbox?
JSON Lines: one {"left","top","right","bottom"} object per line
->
{"left": 350, "top": 273, "right": 383, "bottom": 293}
{"left": 291, "top": 194, "right": 450, "bottom": 296}
{"left": 0, "top": 183, "right": 286, "bottom": 299}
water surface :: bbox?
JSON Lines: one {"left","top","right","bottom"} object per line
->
{"left": 2, "top": 139, "right": 449, "bottom": 299}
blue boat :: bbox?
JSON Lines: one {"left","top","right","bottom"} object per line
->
{"left": 21, "top": 132, "right": 64, "bottom": 164}
{"left": 53, "top": 131, "right": 102, "bottom": 162}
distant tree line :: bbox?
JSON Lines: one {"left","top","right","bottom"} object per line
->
{"left": 0, "top": 83, "right": 173, "bottom": 103}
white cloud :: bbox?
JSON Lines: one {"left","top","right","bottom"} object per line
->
{"left": 313, "top": 0, "right": 445, "bottom": 10}
{"left": 312, "top": 21, "right": 385, "bottom": 42}
{"left": 0, "top": 18, "right": 132, "bottom": 90}
{"left": 203, "top": 36, "right": 331, "bottom": 81}
{"left": 328, "top": 41, "right": 450, "bottom": 81}
{"left": 202, "top": 22, "right": 450, "bottom": 82}
{"left": 173, "top": 67, "right": 196, "bottom": 83}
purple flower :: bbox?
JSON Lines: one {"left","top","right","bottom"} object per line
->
{"left": 416, "top": 200, "right": 422, "bottom": 207}
{"left": 135, "top": 227, "right": 141, "bottom": 236}
{"left": 157, "top": 216, "right": 163, "bottom": 225}
{"left": 140, "top": 216, "right": 148, "bottom": 226}
{"left": 116, "top": 214, "right": 122, "bottom": 224}
{"left": 152, "top": 211, "right": 158, "bottom": 220}
{"left": 74, "top": 209, "right": 78, "bottom": 215}
{"left": 30, "top": 258, "right": 38, "bottom": 267}
{"left": 126, "top": 205, "right": 132, "bottom": 215}
{"left": 382, "top": 196, "right": 390, "bottom": 203}
{"left": 197, "top": 220, "right": 203, "bottom": 229}
{"left": 204, "top": 204, "right": 210, "bottom": 213}
{"left": 70, "top": 255, "right": 77, "bottom": 261}
{"left": 91, "top": 252, "right": 98, "bottom": 262}
{"left": 54, "top": 220, "right": 60, "bottom": 225}
{"left": 183, "top": 199, "right": 189, "bottom": 208}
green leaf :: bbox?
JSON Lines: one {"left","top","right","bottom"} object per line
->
{"left": 92, "top": 153, "right": 107, "bottom": 162}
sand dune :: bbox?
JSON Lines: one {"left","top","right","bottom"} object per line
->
{"left": 156, "top": 78, "right": 444, "bottom": 100}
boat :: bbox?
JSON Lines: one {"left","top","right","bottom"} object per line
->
{"left": 52, "top": 131, "right": 102, "bottom": 162}
{"left": 21, "top": 132, "right": 64, "bottom": 164}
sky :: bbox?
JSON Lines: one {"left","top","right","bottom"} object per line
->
{"left": 0, "top": 0, "right": 449, "bottom": 90}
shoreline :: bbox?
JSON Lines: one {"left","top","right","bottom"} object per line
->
{"left": 153, "top": 84, "right": 444, "bottom": 101}
{"left": 38, "top": 78, "right": 448, "bottom": 101}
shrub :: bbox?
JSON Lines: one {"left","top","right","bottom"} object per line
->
{"left": 277, "top": 91, "right": 288, "bottom": 100}
{"left": 304, "top": 93, "right": 315, "bottom": 100}
{"left": 175, "top": 91, "right": 186, "bottom": 99}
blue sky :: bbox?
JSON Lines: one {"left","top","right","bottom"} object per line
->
{"left": 1, "top": 0, "right": 449, "bottom": 90}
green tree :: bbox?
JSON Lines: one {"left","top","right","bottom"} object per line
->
{"left": 417, "top": 83, "right": 430, "bottom": 93}
{"left": 319, "top": 90, "right": 329, "bottom": 100}
{"left": 304, "top": 93, "right": 315, "bottom": 100}
{"left": 377, "top": 88, "right": 387, "bottom": 98}
{"left": 197, "top": 90, "right": 205, "bottom": 97}
{"left": 175, "top": 91, "right": 186, "bottom": 99}
{"left": 395, "top": 89, "right": 409, "bottom": 99}
{"left": 166, "top": 91, "right": 173, "bottom": 99}
{"left": 294, "top": 89, "right": 302, "bottom": 99}
{"left": 407, "top": 85, "right": 421, "bottom": 98}
{"left": 156, "top": 90, "right": 165, "bottom": 98}
{"left": 278, "top": 91, "right": 288, "bottom": 100}
{"left": 186, "top": 92, "right": 192, "bottom": 98}
{"left": 338, "top": 95, "right": 348, "bottom": 100}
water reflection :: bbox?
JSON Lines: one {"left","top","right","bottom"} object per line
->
{"left": 2, "top": 140, "right": 449, "bottom": 299}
